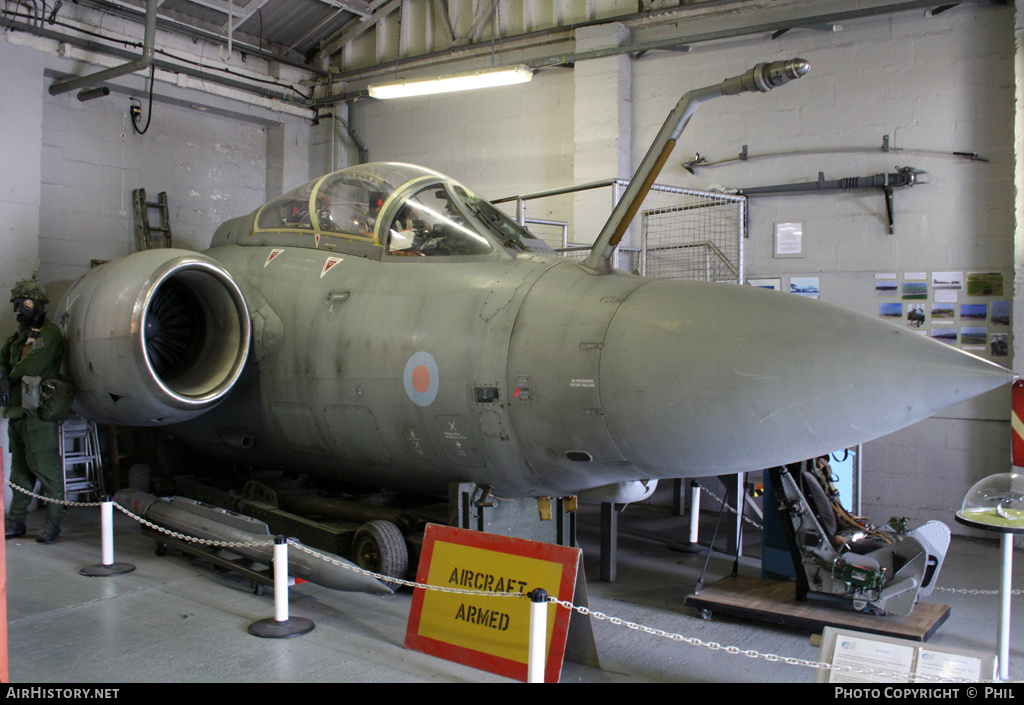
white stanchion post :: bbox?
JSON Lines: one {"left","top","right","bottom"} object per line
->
{"left": 274, "top": 536, "right": 289, "bottom": 623}
{"left": 688, "top": 481, "right": 701, "bottom": 543}
{"left": 248, "top": 536, "right": 314, "bottom": 639}
{"left": 999, "top": 533, "right": 1012, "bottom": 680}
{"left": 80, "top": 496, "right": 135, "bottom": 577}
{"left": 668, "top": 480, "right": 708, "bottom": 555}
{"left": 527, "top": 588, "right": 548, "bottom": 683}
{"left": 101, "top": 499, "right": 114, "bottom": 565}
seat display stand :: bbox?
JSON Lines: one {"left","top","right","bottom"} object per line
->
{"left": 684, "top": 575, "right": 950, "bottom": 642}
{"left": 684, "top": 460, "right": 952, "bottom": 643}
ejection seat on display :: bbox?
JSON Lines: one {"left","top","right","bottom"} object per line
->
{"left": 767, "top": 459, "right": 950, "bottom": 616}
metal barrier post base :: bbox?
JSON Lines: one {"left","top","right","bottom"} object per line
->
{"left": 248, "top": 617, "right": 314, "bottom": 639}
{"left": 80, "top": 563, "right": 135, "bottom": 577}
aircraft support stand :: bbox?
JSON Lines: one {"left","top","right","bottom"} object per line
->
{"left": 600, "top": 503, "right": 618, "bottom": 583}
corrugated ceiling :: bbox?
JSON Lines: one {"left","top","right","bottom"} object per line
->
{"left": 88, "top": 0, "right": 363, "bottom": 61}
{"left": 228, "top": 1, "right": 357, "bottom": 58}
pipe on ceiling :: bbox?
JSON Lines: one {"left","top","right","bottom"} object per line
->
{"left": 48, "top": 0, "right": 157, "bottom": 96}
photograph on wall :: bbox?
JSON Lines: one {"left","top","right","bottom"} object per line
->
{"left": 931, "top": 328, "right": 958, "bottom": 345}
{"left": 901, "top": 282, "right": 928, "bottom": 300}
{"left": 872, "top": 278, "right": 897, "bottom": 295}
{"left": 931, "top": 271, "right": 963, "bottom": 291}
{"left": 790, "top": 277, "right": 819, "bottom": 298}
{"left": 880, "top": 302, "right": 902, "bottom": 320}
{"left": 931, "top": 303, "right": 955, "bottom": 323}
{"left": 960, "top": 326, "right": 987, "bottom": 348}
{"left": 991, "top": 333, "right": 1009, "bottom": 359}
{"left": 875, "top": 279, "right": 898, "bottom": 297}
{"left": 874, "top": 273, "right": 898, "bottom": 297}
{"left": 966, "top": 271, "right": 1004, "bottom": 297}
{"left": 961, "top": 304, "right": 987, "bottom": 322}
{"left": 991, "top": 301, "right": 1010, "bottom": 327}
{"left": 747, "top": 278, "right": 782, "bottom": 291}
{"left": 906, "top": 304, "right": 925, "bottom": 328}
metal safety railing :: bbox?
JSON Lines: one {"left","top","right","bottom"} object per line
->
{"left": 495, "top": 179, "right": 746, "bottom": 283}
{"left": 5, "top": 480, "right": 1014, "bottom": 684}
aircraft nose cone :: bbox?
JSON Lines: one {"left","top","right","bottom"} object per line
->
{"left": 600, "top": 280, "right": 1013, "bottom": 476}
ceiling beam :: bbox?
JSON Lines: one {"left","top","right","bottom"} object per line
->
{"left": 316, "top": 0, "right": 373, "bottom": 18}
{"left": 315, "top": 0, "right": 401, "bottom": 59}
{"left": 432, "top": 0, "right": 456, "bottom": 46}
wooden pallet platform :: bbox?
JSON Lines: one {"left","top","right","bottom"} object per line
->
{"left": 684, "top": 575, "right": 949, "bottom": 642}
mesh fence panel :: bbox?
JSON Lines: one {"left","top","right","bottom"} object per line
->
{"left": 515, "top": 181, "right": 745, "bottom": 282}
{"left": 639, "top": 188, "right": 745, "bottom": 283}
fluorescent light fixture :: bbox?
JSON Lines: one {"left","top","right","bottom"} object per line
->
{"left": 368, "top": 65, "right": 533, "bottom": 99}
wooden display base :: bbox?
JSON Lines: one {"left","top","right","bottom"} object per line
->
{"left": 684, "top": 575, "right": 950, "bottom": 642}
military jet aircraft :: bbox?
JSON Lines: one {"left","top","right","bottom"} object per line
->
{"left": 56, "top": 60, "right": 1012, "bottom": 505}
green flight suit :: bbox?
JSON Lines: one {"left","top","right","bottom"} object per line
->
{"left": 2, "top": 321, "right": 65, "bottom": 523}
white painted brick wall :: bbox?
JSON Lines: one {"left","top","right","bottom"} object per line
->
{"left": 353, "top": 65, "right": 575, "bottom": 202}
{"left": 38, "top": 90, "right": 269, "bottom": 281}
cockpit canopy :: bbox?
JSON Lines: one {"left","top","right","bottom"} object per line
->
{"left": 252, "top": 162, "right": 551, "bottom": 257}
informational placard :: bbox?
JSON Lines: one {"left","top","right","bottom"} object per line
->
{"left": 816, "top": 627, "right": 995, "bottom": 684}
{"left": 405, "top": 524, "right": 581, "bottom": 683}
{"left": 774, "top": 222, "right": 804, "bottom": 258}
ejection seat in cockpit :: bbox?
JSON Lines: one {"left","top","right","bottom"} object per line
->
{"left": 768, "top": 459, "right": 950, "bottom": 616}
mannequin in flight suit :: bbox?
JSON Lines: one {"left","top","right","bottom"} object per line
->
{"left": 1, "top": 280, "right": 66, "bottom": 543}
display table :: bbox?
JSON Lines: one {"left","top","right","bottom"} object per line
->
{"left": 954, "top": 511, "right": 1023, "bottom": 681}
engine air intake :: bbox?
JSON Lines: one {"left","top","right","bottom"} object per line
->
{"left": 60, "top": 249, "right": 251, "bottom": 426}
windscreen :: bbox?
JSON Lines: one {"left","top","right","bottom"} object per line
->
{"left": 385, "top": 181, "right": 553, "bottom": 256}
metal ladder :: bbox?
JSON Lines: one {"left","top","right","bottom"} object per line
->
{"left": 60, "top": 414, "right": 105, "bottom": 501}
{"left": 132, "top": 188, "right": 172, "bottom": 250}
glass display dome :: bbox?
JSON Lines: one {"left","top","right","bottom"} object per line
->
{"left": 956, "top": 472, "right": 1024, "bottom": 532}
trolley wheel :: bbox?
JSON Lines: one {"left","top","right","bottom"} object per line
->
{"left": 251, "top": 581, "right": 264, "bottom": 596}
{"left": 352, "top": 520, "right": 408, "bottom": 589}
{"left": 155, "top": 543, "right": 167, "bottom": 557}
{"left": 701, "top": 609, "right": 713, "bottom": 621}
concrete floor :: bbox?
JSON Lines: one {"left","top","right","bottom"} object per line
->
{"left": 5, "top": 499, "right": 1023, "bottom": 683}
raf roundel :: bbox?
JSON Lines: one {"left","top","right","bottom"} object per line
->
{"left": 404, "top": 351, "right": 439, "bottom": 407}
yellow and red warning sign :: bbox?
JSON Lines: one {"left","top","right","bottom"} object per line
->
{"left": 1011, "top": 380, "right": 1024, "bottom": 466}
{"left": 405, "top": 524, "right": 580, "bottom": 683}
